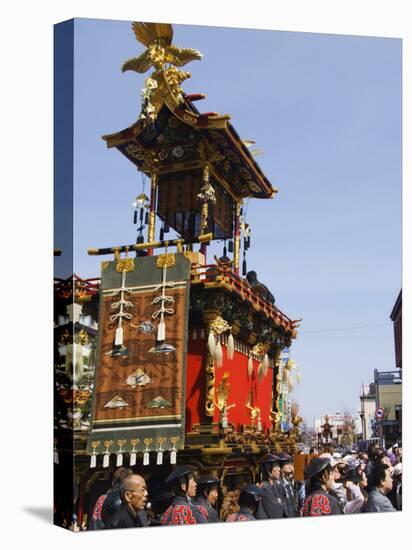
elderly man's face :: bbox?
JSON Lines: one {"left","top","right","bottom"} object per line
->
{"left": 125, "top": 475, "right": 148, "bottom": 513}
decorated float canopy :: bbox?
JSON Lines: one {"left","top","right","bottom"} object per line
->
{"left": 102, "top": 22, "right": 277, "bottom": 247}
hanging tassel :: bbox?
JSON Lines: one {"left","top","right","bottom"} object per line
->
{"left": 143, "top": 451, "right": 150, "bottom": 466}
{"left": 242, "top": 254, "right": 247, "bottom": 276}
{"left": 157, "top": 319, "right": 166, "bottom": 341}
{"left": 136, "top": 234, "right": 144, "bottom": 244}
{"left": 129, "top": 452, "right": 137, "bottom": 467}
{"left": 90, "top": 453, "right": 96, "bottom": 468}
{"left": 215, "top": 339, "right": 223, "bottom": 368}
{"left": 164, "top": 220, "right": 170, "bottom": 233}
{"left": 227, "top": 332, "right": 235, "bottom": 360}
{"left": 54, "top": 449, "right": 59, "bottom": 465}
{"left": 296, "top": 370, "right": 302, "bottom": 383}
{"left": 200, "top": 328, "right": 205, "bottom": 339}
{"left": 133, "top": 210, "right": 138, "bottom": 224}
{"left": 223, "top": 242, "right": 227, "bottom": 257}
{"left": 228, "top": 240, "right": 234, "bottom": 253}
{"left": 170, "top": 449, "right": 177, "bottom": 464}
{"left": 208, "top": 331, "right": 216, "bottom": 359}
{"left": 247, "top": 355, "right": 253, "bottom": 378}
{"left": 115, "top": 326, "right": 123, "bottom": 346}
{"left": 103, "top": 452, "right": 110, "bottom": 468}
{"left": 144, "top": 211, "right": 149, "bottom": 225}
{"left": 159, "top": 226, "right": 164, "bottom": 241}
{"left": 262, "top": 353, "right": 269, "bottom": 377}
{"left": 192, "top": 329, "right": 197, "bottom": 340}
{"left": 258, "top": 362, "right": 264, "bottom": 382}
{"left": 116, "top": 452, "right": 123, "bottom": 467}
{"left": 287, "top": 372, "right": 294, "bottom": 392}
{"left": 156, "top": 450, "right": 163, "bottom": 465}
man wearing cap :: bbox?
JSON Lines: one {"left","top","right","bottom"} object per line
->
{"left": 256, "top": 454, "right": 287, "bottom": 519}
{"left": 277, "top": 453, "right": 299, "bottom": 517}
{"left": 226, "top": 484, "right": 264, "bottom": 521}
{"left": 161, "top": 464, "right": 208, "bottom": 525}
{"left": 193, "top": 474, "right": 220, "bottom": 522}
{"left": 107, "top": 473, "right": 149, "bottom": 529}
{"left": 302, "top": 457, "right": 342, "bottom": 517}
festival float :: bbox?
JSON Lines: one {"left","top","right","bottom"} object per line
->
{"left": 54, "top": 21, "right": 302, "bottom": 524}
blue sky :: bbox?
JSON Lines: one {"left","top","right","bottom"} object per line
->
{"left": 69, "top": 18, "right": 401, "bottom": 426}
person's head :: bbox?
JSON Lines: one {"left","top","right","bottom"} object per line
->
{"left": 259, "top": 454, "right": 281, "bottom": 482}
{"left": 379, "top": 454, "right": 394, "bottom": 474}
{"left": 166, "top": 464, "right": 198, "bottom": 498}
{"left": 359, "top": 452, "right": 368, "bottom": 463}
{"left": 367, "top": 443, "right": 381, "bottom": 460}
{"left": 196, "top": 475, "right": 220, "bottom": 506}
{"left": 238, "top": 484, "right": 263, "bottom": 516}
{"left": 277, "top": 453, "right": 294, "bottom": 477}
{"left": 305, "top": 458, "right": 335, "bottom": 494}
{"left": 121, "top": 474, "right": 148, "bottom": 513}
{"left": 372, "top": 463, "right": 393, "bottom": 495}
{"left": 345, "top": 467, "right": 368, "bottom": 489}
{"left": 112, "top": 467, "right": 133, "bottom": 489}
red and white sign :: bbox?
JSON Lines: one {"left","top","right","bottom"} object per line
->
{"left": 375, "top": 407, "right": 385, "bottom": 420}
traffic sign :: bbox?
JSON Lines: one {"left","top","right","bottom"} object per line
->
{"left": 375, "top": 407, "right": 385, "bottom": 420}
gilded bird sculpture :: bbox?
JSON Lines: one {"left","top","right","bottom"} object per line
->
{"left": 122, "top": 22, "right": 203, "bottom": 74}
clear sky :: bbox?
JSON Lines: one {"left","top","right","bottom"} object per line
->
{"left": 70, "top": 18, "right": 401, "bottom": 426}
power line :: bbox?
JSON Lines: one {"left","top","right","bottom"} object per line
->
{"left": 299, "top": 322, "right": 391, "bottom": 335}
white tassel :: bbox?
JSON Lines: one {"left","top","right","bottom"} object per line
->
{"left": 208, "top": 331, "right": 216, "bottom": 358}
{"left": 54, "top": 450, "right": 59, "bottom": 465}
{"left": 200, "top": 329, "right": 205, "bottom": 339}
{"left": 103, "top": 453, "right": 110, "bottom": 468}
{"left": 193, "top": 330, "right": 197, "bottom": 340}
{"left": 115, "top": 326, "right": 123, "bottom": 346}
{"left": 296, "top": 370, "right": 302, "bottom": 383}
{"left": 116, "top": 452, "right": 123, "bottom": 467}
{"left": 143, "top": 451, "right": 150, "bottom": 466}
{"left": 227, "top": 332, "right": 235, "bottom": 360}
{"left": 170, "top": 450, "right": 177, "bottom": 464}
{"left": 157, "top": 319, "right": 166, "bottom": 341}
{"left": 129, "top": 452, "right": 137, "bottom": 466}
{"left": 156, "top": 451, "right": 163, "bottom": 465}
{"left": 90, "top": 454, "right": 96, "bottom": 468}
{"left": 215, "top": 340, "right": 223, "bottom": 368}
{"left": 247, "top": 356, "right": 253, "bottom": 378}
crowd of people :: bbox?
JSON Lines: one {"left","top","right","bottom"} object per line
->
{"left": 79, "top": 443, "right": 402, "bottom": 530}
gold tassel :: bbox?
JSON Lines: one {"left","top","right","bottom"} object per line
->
{"left": 287, "top": 372, "right": 294, "bottom": 392}
{"left": 247, "top": 355, "right": 253, "bottom": 378}
{"left": 227, "top": 332, "right": 235, "bottom": 360}
{"left": 258, "top": 361, "right": 264, "bottom": 382}
{"left": 262, "top": 353, "right": 269, "bottom": 377}
{"left": 208, "top": 331, "right": 216, "bottom": 359}
{"left": 215, "top": 339, "right": 223, "bottom": 368}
